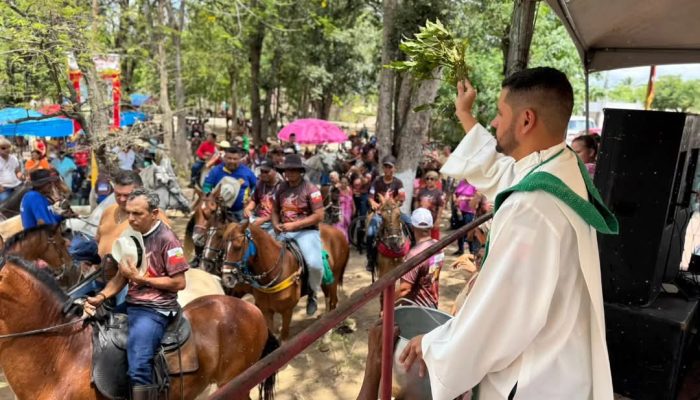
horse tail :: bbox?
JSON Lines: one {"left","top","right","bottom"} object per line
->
{"left": 257, "top": 329, "right": 279, "bottom": 400}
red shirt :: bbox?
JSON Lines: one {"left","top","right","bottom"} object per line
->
{"left": 196, "top": 141, "right": 216, "bottom": 160}
{"left": 73, "top": 151, "right": 89, "bottom": 168}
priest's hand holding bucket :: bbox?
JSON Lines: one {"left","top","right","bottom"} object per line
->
{"left": 399, "top": 334, "right": 427, "bottom": 378}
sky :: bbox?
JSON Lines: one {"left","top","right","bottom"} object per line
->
{"left": 592, "top": 64, "right": 700, "bottom": 87}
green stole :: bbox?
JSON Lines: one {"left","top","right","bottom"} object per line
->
{"left": 472, "top": 149, "right": 618, "bottom": 400}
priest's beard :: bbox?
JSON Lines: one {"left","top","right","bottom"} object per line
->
{"left": 495, "top": 120, "right": 519, "bottom": 156}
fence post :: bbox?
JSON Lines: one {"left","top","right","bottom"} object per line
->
{"left": 381, "top": 285, "right": 395, "bottom": 400}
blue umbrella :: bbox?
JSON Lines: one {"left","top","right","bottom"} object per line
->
{"left": 0, "top": 108, "right": 75, "bottom": 137}
{"left": 121, "top": 110, "right": 149, "bottom": 127}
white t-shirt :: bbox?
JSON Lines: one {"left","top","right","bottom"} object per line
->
{"left": 118, "top": 149, "right": 136, "bottom": 170}
{"left": 0, "top": 155, "right": 22, "bottom": 188}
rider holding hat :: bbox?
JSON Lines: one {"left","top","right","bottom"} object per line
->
{"left": 271, "top": 153, "right": 325, "bottom": 316}
{"left": 20, "top": 169, "right": 70, "bottom": 229}
{"left": 203, "top": 146, "right": 257, "bottom": 222}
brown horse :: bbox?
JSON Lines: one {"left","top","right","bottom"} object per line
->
{"left": 184, "top": 186, "right": 224, "bottom": 266}
{"left": 222, "top": 221, "right": 349, "bottom": 340}
{"left": 1, "top": 224, "right": 79, "bottom": 288}
{"left": 0, "top": 255, "right": 277, "bottom": 400}
{"left": 375, "top": 196, "right": 411, "bottom": 279}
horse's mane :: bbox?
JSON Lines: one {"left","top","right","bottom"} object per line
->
{"left": 1, "top": 254, "right": 69, "bottom": 304}
{"left": 4, "top": 224, "right": 59, "bottom": 250}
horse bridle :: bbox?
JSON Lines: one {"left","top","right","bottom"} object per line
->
{"left": 201, "top": 226, "right": 225, "bottom": 264}
{"left": 221, "top": 230, "right": 286, "bottom": 290}
{"left": 45, "top": 233, "right": 71, "bottom": 281}
{"left": 378, "top": 204, "right": 407, "bottom": 246}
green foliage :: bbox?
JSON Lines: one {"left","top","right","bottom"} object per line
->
{"left": 653, "top": 75, "right": 700, "bottom": 112}
{"left": 387, "top": 19, "right": 469, "bottom": 85}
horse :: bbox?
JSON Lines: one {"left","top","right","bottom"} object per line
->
{"left": 0, "top": 255, "right": 277, "bottom": 400}
{"left": 140, "top": 157, "right": 191, "bottom": 214}
{"left": 0, "top": 223, "right": 80, "bottom": 289}
{"left": 184, "top": 186, "right": 224, "bottom": 266}
{"left": 375, "top": 196, "right": 411, "bottom": 280}
{"left": 221, "top": 221, "right": 349, "bottom": 340}
{"left": 323, "top": 185, "right": 342, "bottom": 225}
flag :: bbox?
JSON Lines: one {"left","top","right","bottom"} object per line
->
{"left": 90, "top": 150, "right": 98, "bottom": 188}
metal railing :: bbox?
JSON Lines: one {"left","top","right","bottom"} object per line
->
{"left": 209, "top": 212, "right": 494, "bottom": 400}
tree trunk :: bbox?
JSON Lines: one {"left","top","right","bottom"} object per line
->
{"left": 375, "top": 0, "right": 398, "bottom": 159}
{"left": 156, "top": 0, "right": 174, "bottom": 154}
{"left": 504, "top": 0, "right": 538, "bottom": 77}
{"left": 228, "top": 65, "right": 239, "bottom": 132}
{"left": 249, "top": 20, "right": 265, "bottom": 146}
{"left": 394, "top": 77, "right": 441, "bottom": 214}
{"left": 166, "top": 0, "right": 189, "bottom": 169}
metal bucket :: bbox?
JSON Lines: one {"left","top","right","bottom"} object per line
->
{"left": 392, "top": 306, "right": 453, "bottom": 399}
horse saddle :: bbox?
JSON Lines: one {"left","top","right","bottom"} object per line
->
{"left": 91, "top": 311, "right": 199, "bottom": 400}
{"left": 285, "top": 239, "right": 334, "bottom": 293}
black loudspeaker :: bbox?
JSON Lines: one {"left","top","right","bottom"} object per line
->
{"left": 595, "top": 109, "right": 700, "bottom": 305}
{"left": 605, "top": 295, "right": 698, "bottom": 400}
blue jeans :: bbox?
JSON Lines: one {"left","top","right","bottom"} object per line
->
{"left": 456, "top": 212, "right": 479, "bottom": 253}
{"left": 127, "top": 306, "right": 171, "bottom": 385}
{"left": 0, "top": 186, "right": 15, "bottom": 202}
{"left": 190, "top": 159, "right": 205, "bottom": 185}
{"left": 279, "top": 229, "right": 323, "bottom": 293}
{"left": 354, "top": 193, "right": 369, "bottom": 217}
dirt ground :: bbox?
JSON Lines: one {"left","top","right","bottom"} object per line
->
{"left": 0, "top": 211, "right": 474, "bottom": 400}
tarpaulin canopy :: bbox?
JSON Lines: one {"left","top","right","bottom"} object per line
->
{"left": 0, "top": 108, "right": 75, "bottom": 137}
{"left": 121, "top": 110, "right": 149, "bottom": 127}
{"left": 130, "top": 93, "right": 151, "bottom": 107}
{"left": 545, "top": 0, "right": 700, "bottom": 72}
{"left": 38, "top": 104, "right": 82, "bottom": 133}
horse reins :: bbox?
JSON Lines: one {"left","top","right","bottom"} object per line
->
{"left": 222, "top": 231, "right": 288, "bottom": 289}
{"left": 0, "top": 315, "right": 88, "bottom": 340}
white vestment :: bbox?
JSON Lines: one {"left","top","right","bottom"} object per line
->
{"left": 423, "top": 124, "right": 614, "bottom": 400}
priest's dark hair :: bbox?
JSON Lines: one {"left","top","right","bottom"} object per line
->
{"left": 502, "top": 67, "right": 574, "bottom": 139}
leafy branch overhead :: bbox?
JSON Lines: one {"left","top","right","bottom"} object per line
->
{"left": 387, "top": 19, "right": 469, "bottom": 85}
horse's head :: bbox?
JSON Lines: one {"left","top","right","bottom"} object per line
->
{"left": 378, "top": 196, "right": 405, "bottom": 252}
{"left": 200, "top": 219, "right": 227, "bottom": 274}
{"left": 221, "top": 221, "right": 251, "bottom": 288}
{"left": 191, "top": 186, "right": 223, "bottom": 247}
{"left": 3, "top": 224, "right": 74, "bottom": 287}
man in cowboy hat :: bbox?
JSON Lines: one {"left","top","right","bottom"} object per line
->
{"left": 271, "top": 153, "right": 325, "bottom": 315}
{"left": 203, "top": 146, "right": 257, "bottom": 222}
{"left": 19, "top": 169, "right": 70, "bottom": 229}
{"left": 86, "top": 188, "right": 188, "bottom": 399}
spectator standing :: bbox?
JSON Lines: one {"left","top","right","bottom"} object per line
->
{"left": 0, "top": 138, "right": 23, "bottom": 202}
{"left": 413, "top": 170, "right": 446, "bottom": 239}
{"left": 453, "top": 179, "right": 478, "bottom": 256}
{"left": 572, "top": 134, "right": 598, "bottom": 178}
{"left": 116, "top": 146, "right": 136, "bottom": 171}
{"left": 51, "top": 151, "right": 77, "bottom": 192}
{"left": 334, "top": 175, "right": 355, "bottom": 242}
{"left": 396, "top": 208, "right": 444, "bottom": 308}
{"left": 25, "top": 149, "right": 51, "bottom": 173}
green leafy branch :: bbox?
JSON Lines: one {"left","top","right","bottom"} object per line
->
{"left": 386, "top": 19, "right": 469, "bottom": 85}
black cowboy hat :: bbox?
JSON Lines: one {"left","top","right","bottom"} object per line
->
{"left": 30, "top": 169, "right": 60, "bottom": 188}
{"left": 279, "top": 154, "right": 306, "bottom": 171}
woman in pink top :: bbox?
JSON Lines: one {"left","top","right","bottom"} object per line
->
{"left": 453, "top": 179, "right": 477, "bottom": 255}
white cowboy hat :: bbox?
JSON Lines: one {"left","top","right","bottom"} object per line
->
{"left": 111, "top": 227, "right": 148, "bottom": 275}
{"left": 215, "top": 176, "right": 241, "bottom": 209}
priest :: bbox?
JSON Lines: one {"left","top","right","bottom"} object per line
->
{"left": 400, "top": 67, "right": 618, "bottom": 400}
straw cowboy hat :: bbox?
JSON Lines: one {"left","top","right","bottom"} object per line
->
{"left": 111, "top": 227, "right": 148, "bottom": 275}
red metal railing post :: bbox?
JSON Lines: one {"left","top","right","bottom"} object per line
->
{"left": 381, "top": 284, "right": 395, "bottom": 400}
{"left": 209, "top": 213, "right": 494, "bottom": 400}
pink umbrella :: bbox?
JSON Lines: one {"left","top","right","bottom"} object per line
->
{"left": 277, "top": 119, "right": 348, "bottom": 144}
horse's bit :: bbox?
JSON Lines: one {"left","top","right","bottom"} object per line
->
{"left": 221, "top": 231, "right": 286, "bottom": 290}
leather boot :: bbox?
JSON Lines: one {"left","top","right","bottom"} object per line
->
{"left": 306, "top": 291, "right": 318, "bottom": 316}
{"left": 131, "top": 384, "right": 160, "bottom": 400}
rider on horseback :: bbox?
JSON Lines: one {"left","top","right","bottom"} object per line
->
{"left": 243, "top": 158, "right": 279, "bottom": 235}
{"left": 202, "top": 146, "right": 257, "bottom": 222}
{"left": 20, "top": 169, "right": 71, "bottom": 229}
{"left": 365, "top": 155, "right": 412, "bottom": 271}
{"left": 86, "top": 188, "right": 189, "bottom": 400}
{"left": 271, "top": 154, "right": 325, "bottom": 316}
